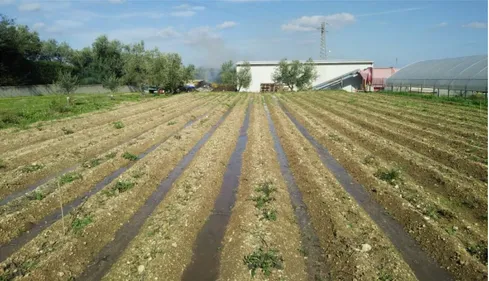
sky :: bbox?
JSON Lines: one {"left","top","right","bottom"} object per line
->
{"left": 1, "top": 0, "right": 488, "bottom": 67}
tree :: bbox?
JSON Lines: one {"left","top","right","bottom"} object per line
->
{"left": 102, "top": 73, "right": 121, "bottom": 94}
{"left": 56, "top": 70, "right": 79, "bottom": 95}
{"left": 220, "top": 60, "right": 236, "bottom": 88}
{"left": 272, "top": 58, "right": 318, "bottom": 91}
{"left": 236, "top": 61, "right": 252, "bottom": 91}
{"left": 183, "top": 64, "right": 195, "bottom": 83}
{"left": 165, "top": 53, "right": 184, "bottom": 94}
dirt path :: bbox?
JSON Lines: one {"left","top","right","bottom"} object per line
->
{"left": 267, "top": 96, "right": 417, "bottom": 281}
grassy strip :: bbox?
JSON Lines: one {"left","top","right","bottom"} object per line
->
{"left": 0, "top": 93, "right": 168, "bottom": 129}
{"left": 374, "top": 91, "right": 488, "bottom": 108}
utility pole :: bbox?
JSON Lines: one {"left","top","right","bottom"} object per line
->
{"left": 319, "top": 21, "right": 328, "bottom": 60}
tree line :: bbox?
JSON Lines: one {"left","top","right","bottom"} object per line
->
{"left": 0, "top": 14, "right": 194, "bottom": 93}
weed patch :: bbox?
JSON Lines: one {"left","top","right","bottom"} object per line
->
{"left": 113, "top": 121, "right": 124, "bottom": 129}
{"left": 378, "top": 270, "right": 394, "bottom": 281}
{"left": 374, "top": 168, "right": 402, "bottom": 185}
{"left": 83, "top": 158, "right": 102, "bottom": 168}
{"left": 71, "top": 215, "right": 93, "bottom": 234}
{"left": 59, "top": 172, "right": 82, "bottom": 185}
{"left": 27, "top": 190, "right": 45, "bottom": 201}
{"left": 21, "top": 163, "right": 44, "bottom": 173}
{"left": 243, "top": 247, "right": 283, "bottom": 277}
{"left": 122, "top": 152, "right": 138, "bottom": 161}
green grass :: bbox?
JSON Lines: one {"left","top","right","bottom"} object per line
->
{"left": 113, "top": 121, "right": 124, "bottom": 129}
{"left": 71, "top": 215, "right": 93, "bottom": 234}
{"left": 0, "top": 93, "right": 148, "bottom": 130}
{"left": 243, "top": 247, "right": 283, "bottom": 277}
{"left": 122, "top": 152, "right": 138, "bottom": 161}
{"left": 59, "top": 172, "right": 82, "bottom": 185}
{"left": 21, "top": 163, "right": 44, "bottom": 173}
{"left": 376, "top": 91, "right": 488, "bottom": 108}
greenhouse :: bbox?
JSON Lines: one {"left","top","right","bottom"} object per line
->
{"left": 386, "top": 55, "right": 488, "bottom": 96}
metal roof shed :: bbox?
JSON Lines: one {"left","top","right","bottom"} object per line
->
{"left": 386, "top": 55, "right": 488, "bottom": 92}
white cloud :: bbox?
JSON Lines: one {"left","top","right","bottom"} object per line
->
{"left": 282, "top": 13, "right": 355, "bottom": 32}
{"left": 18, "top": 2, "right": 41, "bottom": 12}
{"left": 171, "top": 10, "right": 196, "bottom": 17}
{"left": 435, "top": 22, "right": 448, "bottom": 28}
{"left": 217, "top": 21, "right": 237, "bottom": 29}
{"left": 463, "top": 22, "right": 487, "bottom": 29}
{"left": 158, "top": 27, "right": 181, "bottom": 38}
{"left": 108, "top": 0, "right": 124, "bottom": 3}
{"left": 32, "top": 22, "right": 45, "bottom": 30}
{"left": 173, "top": 4, "right": 205, "bottom": 11}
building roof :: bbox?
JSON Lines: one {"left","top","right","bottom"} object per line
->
{"left": 236, "top": 59, "right": 374, "bottom": 66}
{"left": 386, "top": 55, "right": 488, "bottom": 91}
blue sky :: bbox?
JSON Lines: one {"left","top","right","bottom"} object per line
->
{"left": 1, "top": 0, "right": 487, "bottom": 67}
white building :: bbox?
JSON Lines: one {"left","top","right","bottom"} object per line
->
{"left": 236, "top": 60, "right": 374, "bottom": 92}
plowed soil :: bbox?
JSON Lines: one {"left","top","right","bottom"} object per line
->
{"left": 0, "top": 91, "right": 486, "bottom": 281}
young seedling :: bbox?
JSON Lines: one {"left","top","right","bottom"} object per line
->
{"left": 59, "top": 172, "right": 82, "bottom": 186}
{"left": 71, "top": 215, "right": 93, "bottom": 234}
{"left": 243, "top": 247, "right": 283, "bottom": 277}
{"left": 113, "top": 121, "right": 124, "bottom": 129}
{"left": 27, "top": 190, "right": 45, "bottom": 201}
{"left": 0, "top": 159, "right": 6, "bottom": 169}
{"left": 122, "top": 152, "right": 138, "bottom": 161}
{"left": 374, "top": 168, "right": 402, "bottom": 185}
{"left": 82, "top": 158, "right": 102, "bottom": 168}
{"left": 167, "top": 121, "right": 177, "bottom": 126}
{"left": 105, "top": 152, "right": 117, "bottom": 159}
{"left": 21, "top": 163, "right": 44, "bottom": 173}
{"left": 104, "top": 180, "right": 135, "bottom": 197}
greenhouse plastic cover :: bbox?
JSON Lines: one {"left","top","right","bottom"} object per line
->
{"left": 386, "top": 55, "right": 488, "bottom": 91}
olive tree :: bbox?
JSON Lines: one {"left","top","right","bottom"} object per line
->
{"left": 102, "top": 73, "right": 121, "bottom": 95}
{"left": 56, "top": 70, "right": 79, "bottom": 95}
{"left": 272, "top": 58, "right": 318, "bottom": 91}
{"left": 236, "top": 61, "right": 252, "bottom": 91}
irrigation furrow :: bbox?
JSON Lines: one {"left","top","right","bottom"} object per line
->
{"left": 283, "top": 95, "right": 487, "bottom": 223}
{"left": 276, "top": 97, "right": 454, "bottom": 281}
{"left": 0, "top": 96, "right": 242, "bottom": 281}
{"left": 279, "top": 96, "right": 488, "bottom": 280}
{"left": 182, "top": 100, "right": 252, "bottom": 280}
{"left": 267, "top": 96, "right": 418, "bottom": 281}
{"left": 217, "top": 97, "right": 308, "bottom": 281}
{"left": 291, "top": 95, "right": 487, "bottom": 182}
{"left": 301, "top": 93, "right": 487, "bottom": 163}
{"left": 0, "top": 96, "right": 218, "bottom": 201}
{"left": 0, "top": 94, "right": 199, "bottom": 153}
{"left": 94, "top": 96, "right": 249, "bottom": 281}
{"left": 0, "top": 95, "right": 234, "bottom": 246}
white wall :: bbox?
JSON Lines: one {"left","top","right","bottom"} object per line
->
{"left": 237, "top": 62, "right": 373, "bottom": 92}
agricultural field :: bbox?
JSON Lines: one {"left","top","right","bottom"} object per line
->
{"left": 0, "top": 91, "right": 487, "bottom": 281}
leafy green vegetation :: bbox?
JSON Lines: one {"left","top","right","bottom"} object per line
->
{"left": 59, "top": 172, "right": 82, "bottom": 185}
{"left": 243, "top": 247, "right": 283, "bottom": 277}
{"left": 82, "top": 158, "right": 102, "bottom": 168}
{"left": 21, "top": 163, "right": 44, "bottom": 173}
{"left": 466, "top": 243, "right": 488, "bottom": 265}
{"left": 27, "top": 190, "right": 45, "bottom": 201}
{"left": 251, "top": 182, "right": 278, "bottom": 221}
{"left": 374, "top": 168, "right": 402, "bottom": 185}
{"left": 71, "top": 215, "right": 93, "bottom": 234}
{"left": 0, "top": 94, "right": 144, "bottom": 129}
{"left": 104, "top": 180, "right": 135, "bottom": 197}
{"left": 113, "top": 121, "right": 124, "bottom": 129}
{"left": 105, "top": 152, "right": 117, "bottom": 159}
{"left": 376, "top": 91, "right": 488, "bottom": 108}
{"left": 167, "top": 121, "right": 177, "bottom": 126}
{"left": 122, "top": 152, "right": 138, "bottom": 161}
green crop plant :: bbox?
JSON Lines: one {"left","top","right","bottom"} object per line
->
{"left": 374, "top": 168, "right": 402, "bottom": 185}
{"left": 27, "top": 190, "right": 45, "bottom": 201}
{"left": 243, "top": 247, "right": 283, "bottom": 277}
{"left": 83, "top": 158, "right": 102, "bottom": 168}
{"left": 122, "top": 152, "right": 138, "bottom": 161}
{"left": 113, "top": 121, "right": 124, "bottom": 129}
{"left": 21, "top": 163, "right": 44, "bottom": 173}
{"left": 59, "top": 172, "right": 82, "bottom": 185}
{"left": 71, "top": 215, "right": 93, "bottom": 234}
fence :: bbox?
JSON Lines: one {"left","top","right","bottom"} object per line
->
{"left": 0, "top": 84, "right": 140, "bottom": 97}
